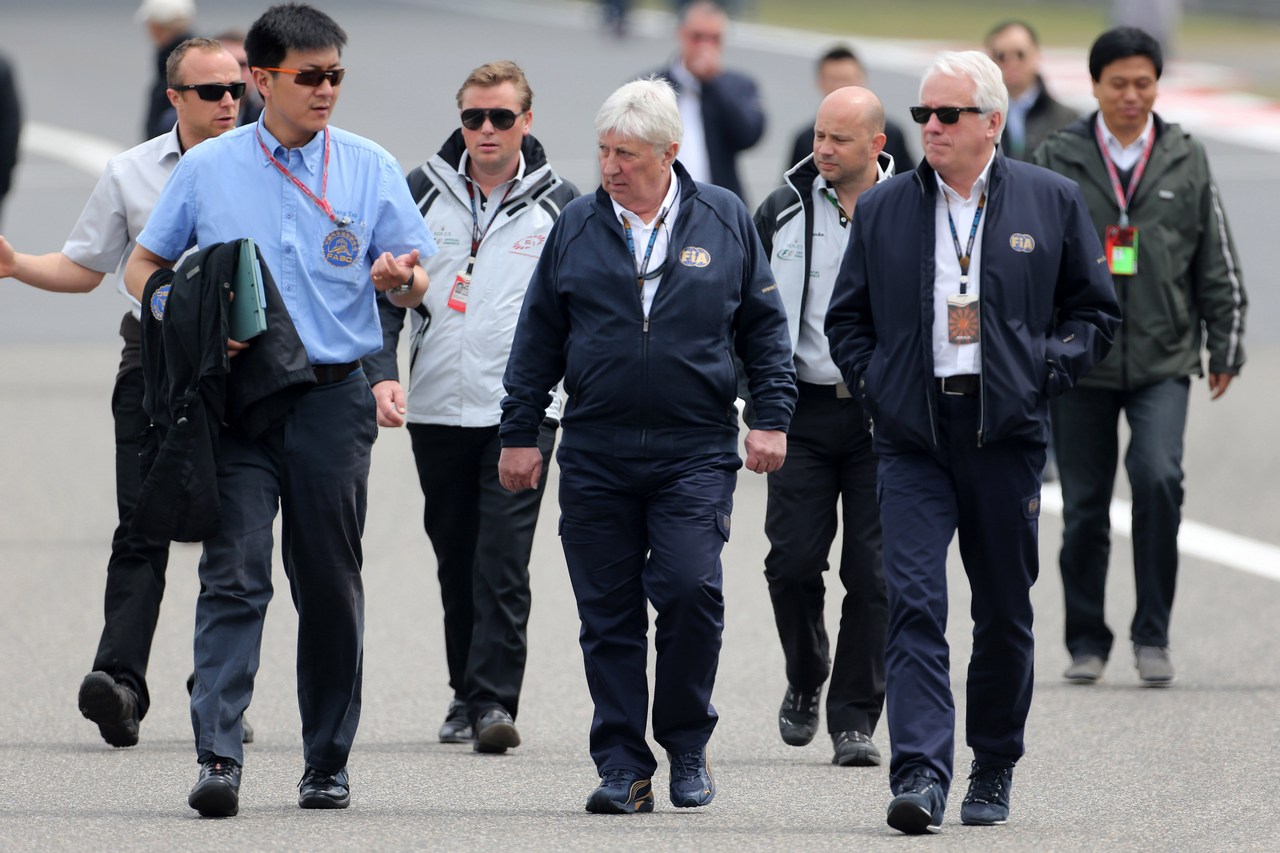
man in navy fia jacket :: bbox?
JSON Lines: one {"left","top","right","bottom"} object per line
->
{"left": 499, "top": 77, "right": 795, "bottom": 816}
{"left": 825, "top": 51, "right": 1119, "bottom": 835}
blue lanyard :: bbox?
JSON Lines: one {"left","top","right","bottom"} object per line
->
{"left": 621, "top": 208, "right": 668, "bottom": 295}
{"left": 946, "top": 192, "right": 986, "bottom": 294}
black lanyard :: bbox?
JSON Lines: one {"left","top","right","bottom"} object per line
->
{"left": 946, "top": 192, "right": 986, "bottom": 294}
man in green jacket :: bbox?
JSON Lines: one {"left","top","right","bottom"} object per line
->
{"left": 1034, "top": 27, "right": 1246, "bottom": 688}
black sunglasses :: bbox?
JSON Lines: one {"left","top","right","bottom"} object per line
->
{"left": 171, "top": 81, "right": 246, "bottom": 102}
{"left": 993, "top": 49, "right": 1027, "bottom": 63}
{"left": 257, "top": 66, "right": 346, "bottom": 87}
{"left": 460, "top": 108, "right": 523, "bottom": 131}
{"left": 910, "top": 106, "right": 985, "bottom": 125}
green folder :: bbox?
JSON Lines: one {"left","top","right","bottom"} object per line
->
{"left": 230, "top": 239, "right": 268, "bottom": 341}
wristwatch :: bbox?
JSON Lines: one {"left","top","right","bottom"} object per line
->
{"left": 389, "top": 269, "right": 414, "bottom": 295}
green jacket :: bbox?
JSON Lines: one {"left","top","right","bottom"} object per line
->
{"left": 1034, "top": 113, "right": 1246, "bottom": 390}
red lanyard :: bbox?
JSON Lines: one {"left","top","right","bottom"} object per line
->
{"left": 257, "top": 127, "right": 344, "bottom": 225}
{"left": 1094, "top": 119, "right": 1155, "bottom": 227}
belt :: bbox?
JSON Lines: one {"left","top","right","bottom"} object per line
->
{"left": 936, "top": 374, "right": 980, "bottom": 396}
{"left": 312, "top": 360, "right": 361, "bottom": 385}
{"left": 796, "top": 380, "right": 852, "bottom": 399}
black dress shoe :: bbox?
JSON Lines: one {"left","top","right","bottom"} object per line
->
{"left": 78, "top": 671, "right": 139, "bottom": 748}
{"left": 189, "top": 757, "right": 241, "bottom": 817}
{"left": 298, "top": 765, "right": 350, "bottom": 809}
{"left": 473, "top": 708, "right": 521, "bottom": 754}
{"left": 831, "top": 730, "right": 881, "bottom": 767}
{"left": 778, "top": 684, "right": 821, "bottom": 746}
{"left": 438, "top": 698, "right": 472, "bottom": 743}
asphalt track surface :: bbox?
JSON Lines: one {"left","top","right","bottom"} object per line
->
{"left": 0, "top": 2, "right": 1277, "bottom": 850}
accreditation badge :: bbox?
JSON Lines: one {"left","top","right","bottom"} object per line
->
{"left": 323, "top": 228, "right": 361, "bottom": 268}
{"left": 946, "top": 292, "right": 980, "bottom": 344}
{"left": 1105, "top": 224, "right": 1138, "bottom": 276}
{"left": 447, "top": 271, "right": 471, "bottom": 312}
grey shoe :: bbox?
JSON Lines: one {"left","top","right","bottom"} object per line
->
{"left": 832, "top": 730, "right": 881, "bottom": 766}
{"left": 1063, "top": 654, "right": 1105, "bottom": 684}
{"left": 1134, "top": 644, "right": 1175, "bottom": 687}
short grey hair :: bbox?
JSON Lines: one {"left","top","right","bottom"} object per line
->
{"left": 595, "top": 77, "right": 683, "bottom": 153}
{"left": 921, "top": 50, "right": 1008, "bottom": 136}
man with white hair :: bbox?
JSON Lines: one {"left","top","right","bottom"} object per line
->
{"left": 499, "top": 77, "right": 795, "bottom": 815}
{"left": 825, "top": 51, "right": 1119, "bottom": 833}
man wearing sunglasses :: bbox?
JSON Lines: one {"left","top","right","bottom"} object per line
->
{"left": 826, "top": 51, "right": 1119, "bottom": 834}
{"left": 984, "top": 20, "right": 1076, "bottom": 162}
{"left": 365, "top": 60, "right": 578, "bottom": 757}
{"left": 125, "top": 3, "right": 434, "bottom": 818}
{"left": 1034, "top": 28, "right": 1246, "bottom": 690}
{"left": 0, "top": 37, "right": 242, "bottom": 751}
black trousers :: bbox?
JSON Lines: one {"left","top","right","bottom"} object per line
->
{"left": 763, "top": 388, "right": 886, "bottom": 735}
{"left": 92, "top": 353, "right": 172, "bottom": 719}
{"left": 878, "top": 395, "right": 1043, "bottom": 797}
{"left": 408, "top": 420, "right": 556, "bottom": 723}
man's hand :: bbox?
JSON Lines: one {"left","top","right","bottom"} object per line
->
{"left": 1208, "top": 372, "right": 1235, "bottom": 400}
{"left": 499, "top": 446, "right": 543, "bottom": 492}
{"left": 686, "top": 44, "right": 723, "bottom": 82}
{"left": 0, "top": 235, "right": 15, "bottom": 278}
{"left": 227, "top": 338, "right": 249, "bottom": 359}
{"left": 372, "top": 379, "right": 407, "bottom": 427}
{"left": 371, "top": 249, "right": 420, "bottom": 292}
{"left": 744, "top": 428, "right": 786, "bottom": 474}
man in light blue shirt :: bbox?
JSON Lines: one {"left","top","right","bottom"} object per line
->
{"left": 126, "top": 2, "right": 434, "bottom": 819}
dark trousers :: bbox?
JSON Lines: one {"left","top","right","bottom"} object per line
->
{"left": 557, "top": 447, "right": 739, "bottom": 777}
{"left": 407, "top": 420, "right": 556, "bottom": 723}
{"left": 92, "top": 361, "right": 172, "bottom": 719}
{"left": 878, "top": 395, "right": 1043, "bottom": 796}
{"left": 191, "top": 373, "right": 375, "bottom": 769}
{"left": 1051, "top": 377, "right": 1189, "bottom": 658}
{"left": 763, "top": 389, "right": 886, "bottom": 735}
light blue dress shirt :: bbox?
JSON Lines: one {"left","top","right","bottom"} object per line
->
{"left": 138, "top": 118, "right": 436, "bottom": 364}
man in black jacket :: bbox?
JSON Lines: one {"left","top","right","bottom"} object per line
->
{"left": 646, "top": 1, "right": 765, "bottom": 202}
{"left": 825, "top": 51, "right": 1119, "bottom": 834}
{"left": 985, "top": 20, "right": 1077, "bottom": 161}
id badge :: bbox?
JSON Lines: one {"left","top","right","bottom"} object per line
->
{"left": 447, "top": 271, "right": 470, "bottom": 312}
{"left": 946, "top": 292, "right": 980, "bottom": 344}
{"left": 1105, "top": 224, "right": 1139, "bottom": 276}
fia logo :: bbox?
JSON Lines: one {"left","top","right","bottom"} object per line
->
{"left": 680, "top": 246, "right": 711, "bottom": 268}
{"left": 1009, "top": 233, "right": 1036, "bottom": 254}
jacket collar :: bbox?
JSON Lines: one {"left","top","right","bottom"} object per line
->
{"left": 592, "top": 158, "right": 700, "bottom": 227}
{"left": 912, "top": 147, "right": 1006, "bottom": 199}
{"left": 784, "top": 150, "right": 896, "bottom": 201}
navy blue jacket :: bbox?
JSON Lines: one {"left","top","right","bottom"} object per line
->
{"left": 501, "top": 163, "right": 796, "bottom": 458}
{"left": 825, "top": 152, "right": 1120, "bottom": 451}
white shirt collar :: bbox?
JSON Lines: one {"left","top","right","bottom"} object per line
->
{"left": 1098, "top": 112, "right": 1154, "bottom": 157}
{"left": 669, "top": 60, "right": 700, "bottom": 95}
{"left": 1009, "top": 81, "right": 1041, "bottom": 113}
{"left": 935, "top": 148, "right": 997, "bottom": 204}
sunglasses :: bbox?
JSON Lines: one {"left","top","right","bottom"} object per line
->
{"left": 910, "top": 106, "right": 985, "bottom": 125}
{"left": 257, "top": 66, "right": 346, "bottom": 87}
{"left": 460, "top": 108, "right": 524, "bottom": 131}
{"left": 171, "top": 81, "right": 246, "bottom": 101}
{"left": 993, "top": 49, "right": 1027, "bottom": 63}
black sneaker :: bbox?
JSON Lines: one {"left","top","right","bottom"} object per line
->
{"left": 438, "top": 698, "right": 472, "bottom": 743}
{"left": 78, "top": 671, "right": 139, "bottom": 748}
{"left": 189, "top": 757, "right": 241, "bottom": 817}
{"left": 298, "top": 765, "right": 350, "bottom": 809}
{"left": 778, "top": 684, "right": 821, "bottom": 746}
{"left": 960, "top": 762, "right": 1013, "bottom": 826}
{"left": 473, "top": 708, "right": 521, "bottom": 754}
{"left": 887, "top": 773, "right": 945, "bottom": 835}
{"left": 832, "top": 730, "right": 881, "bottom": 767}
{"left": 585, "top": 770, "right": 655, "bottom": 814}
{"left": 667, "top": 748, "right": 715, "bottom": 808}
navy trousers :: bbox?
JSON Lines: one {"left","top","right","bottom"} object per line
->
{"left": 763, "top": 389, "right": 886, "bottom": 735}
{"left": 557, "top": 447, "right": 738, "bottom": 778}
{"left": 1051, "top": 377, "right": 1189, "bottom": 657}
{"left": 878, "top": 395, "right": 1043, "bottom": 797}
{"left": 408, "top": 420, "right": 556, "bottom": 724}
{"left": 191, "top": 372, "right": 375, "bottom": 770}
{"left": 93, "top": 360, "right": 172, "bottom": 719}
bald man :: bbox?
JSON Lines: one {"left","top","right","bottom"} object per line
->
{"left": 752, "top": 87, "right": 892, "bottom": 768}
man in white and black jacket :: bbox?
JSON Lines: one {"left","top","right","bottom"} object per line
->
{"left": 752, "top": 86, "right": 893, "bottom": 771}
{"left": 365, "top": 61, "right": 578, "bottom": 756}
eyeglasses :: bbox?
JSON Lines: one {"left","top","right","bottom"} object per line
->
{"left": 171, "top": 81, "right": 246, "bottom": 101}
{"left": 910, "top": 106, "right": 985, "bottom": 125}
{"left": 256, "top": 66, "right": 346, "bottom": 87}
{"left": 993, "top": 49, "right": 1027, "bottom": 63}
{"left": 460, "top": 108, "right": 524, "bottom": 131}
